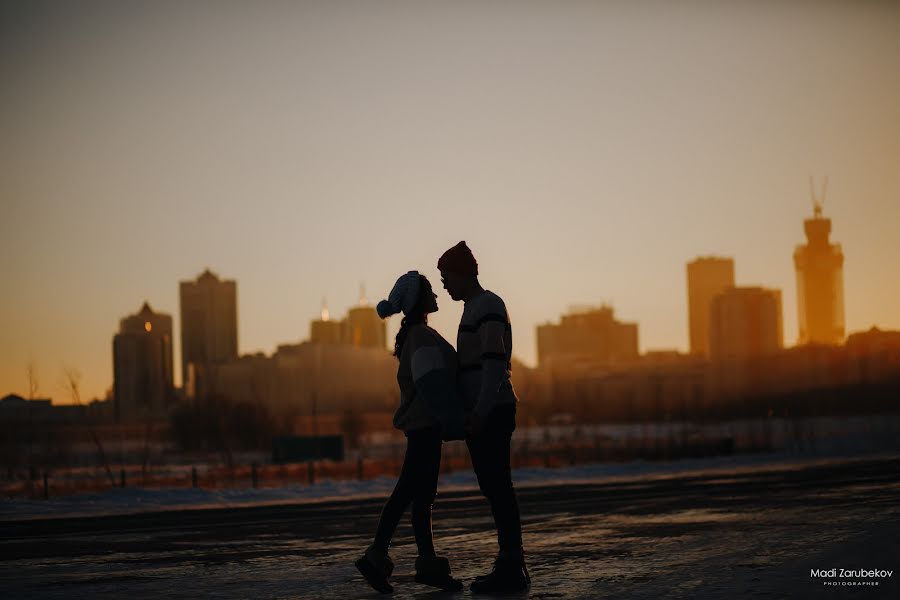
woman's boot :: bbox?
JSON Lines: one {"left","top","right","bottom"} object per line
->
{"left": 414, "top": 555, "right": 463, "bottom": 591}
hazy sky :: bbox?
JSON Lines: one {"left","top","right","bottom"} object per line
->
{"left": 2, "top": 1, "right": 899, "bottom": 403}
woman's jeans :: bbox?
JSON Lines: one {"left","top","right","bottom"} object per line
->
{"left": 373, "top": 426, "right": 442, "bottom": 557}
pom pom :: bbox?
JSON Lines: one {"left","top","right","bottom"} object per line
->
{"left": 376, "top": 299, "right": 397, "bottom": 319}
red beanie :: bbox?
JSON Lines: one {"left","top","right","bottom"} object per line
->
{"left": 438, "top": 241, "right": 478, "bottom": 276}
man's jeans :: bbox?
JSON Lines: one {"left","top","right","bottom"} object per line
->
{"left": 466, "top": 403, "right": 523, "bottom": 555}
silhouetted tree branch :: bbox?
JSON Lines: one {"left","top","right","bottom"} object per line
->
{"left": 63, "top": 368, "right": 116, "bottom": 487}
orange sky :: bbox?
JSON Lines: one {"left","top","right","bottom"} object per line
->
{"left": 2, "top": 1, "right": 899, "bottom": 403}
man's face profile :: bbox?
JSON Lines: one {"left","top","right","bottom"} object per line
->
{"left": 440, "top": 270, "right": 466, "bottom": 301}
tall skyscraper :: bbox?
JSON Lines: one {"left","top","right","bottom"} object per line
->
{"left": 709, "top": 287, "right": 783, "bottom": 361}
{"left": 112, "top": 302, "right": 174, "bottom": 422}
{"left": 687, "top": 257, "right": 735, "bottom": 357}
{"left": 179, "top": 268, "right": 238, "bottom": 386}
{"left": 793, "top": 183, "right": 845, "bottom": 345}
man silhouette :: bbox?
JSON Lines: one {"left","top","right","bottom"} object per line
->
{"left": 438, "top": 241, "right": 530, "bottom": 594}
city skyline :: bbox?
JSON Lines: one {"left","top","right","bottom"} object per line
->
{"left": 6, "top": 205, "right": 895, "bottom": 407}
{"left": 3, "top": 2, "right": 900, "bottom": 402}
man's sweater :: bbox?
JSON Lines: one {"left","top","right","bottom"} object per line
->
{"left": 457, "top": 290, "right": 518, "bottom": 418}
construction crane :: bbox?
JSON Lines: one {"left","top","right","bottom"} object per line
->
{"left": 809, "top": 175, "right": 828, "bottom": 218}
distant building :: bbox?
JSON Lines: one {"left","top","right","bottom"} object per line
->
{"left": 687, "top": 257, "right": 735, "bottom": 357}
{"left": 112, "top": 302, "right": 175, "bottom": 422}
{"left": 537, "top": 305, "right": 638, "bottom": 368}
{"left": 187, "top": 296, "right": 393, "bottom": 415}
{"left": 343, "top": 305, "right": 386, "bottom": 349}
{"left": 310, "top": 300, "right": 343, "bottom": 345}
{"left": 187, "top": 351, "right": 275, "bottom": 406}
{"left": 187, "top": 343, "right": 397, "bottom": 416}
{"left": 310, "top": 318, "right": 343, "bottom": 345}
{"left": 570, "top": 356, "right": 708, "bottom": 421}
{"left": 179, "top": 268, "right": 238, "bottom": 384}
{"left": 846, "top": 327, "right": 900, "bottom": 355}
{"left": 271, "top": 342, "right": 396, "bottom": 413}
{"left": 309, "top": 298, "right": 386, "bottom": 350}
{"left": 793, "top": 195, "right": 844, "bottom": 345}
{"left": 845, "top": 327, "right": 900, "bottom": 382}
{"left": 709, "top": 287, "right": 783, "bottom": 361}
{"left": 0, "top": 394, "right": 86, "bottom": 422}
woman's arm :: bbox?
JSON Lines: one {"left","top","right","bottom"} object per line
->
{"left": 410, "top": 332, "right": 465, "bottom": 440}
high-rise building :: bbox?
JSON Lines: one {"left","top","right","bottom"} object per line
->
{"left": 179, "top": 268, "right": 238, "bottom": 385}
{"left": 536, "top": 305, "right": 638, "bottom": 367}
{"left": 687, "top": 257, "right": 735, "bottom": 357}
{"left": 112, "top": 302, "right": 174, "bottom": 422}
{"left": 310, "top": 300, "right": 343, "bottom": 345}
{"left": 307, "top": 294, "right": 386, "bottom": 351}
{"left": 709, "top": 287, "right": 783, "bottom": 361}
{"left": 793, "top": 193, "right": 845, "bottom": 345}
{"left": 343, "top": 305, "right": 386, "bottom": 349}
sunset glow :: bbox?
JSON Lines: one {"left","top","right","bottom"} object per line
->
{"left": 2, "top": 1, "right": 899, "bottom": 402}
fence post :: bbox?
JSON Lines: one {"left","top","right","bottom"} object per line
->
{"left": 42, "top": 471, "right": 49, "bottom": 500}
{"left": 28, "top": 465, "right": 37, "bottom": 498}
{"left": 191, "top": 466, "right": 198, "bottom": 488}
{"left": 251, "top": 463, "right": 259, "bottom": 489}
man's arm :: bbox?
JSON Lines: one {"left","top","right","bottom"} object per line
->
{"left": 473, "top": 316, "right": 508, "bottom": 419}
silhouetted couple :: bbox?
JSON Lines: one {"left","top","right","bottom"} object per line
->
{"left": 355, "top": 241, "right": 530, "bottom": 595}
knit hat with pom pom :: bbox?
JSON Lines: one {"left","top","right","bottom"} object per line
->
{"left": 376, "top": 271, "right": 421, "bottom": 319}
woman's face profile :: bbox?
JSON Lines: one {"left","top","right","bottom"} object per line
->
{"left": 424, "top": 290, "right": 438, "bottom": 314}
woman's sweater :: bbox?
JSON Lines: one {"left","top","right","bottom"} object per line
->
{"left": 393, "top": 323, "right": 460, "bottom": 434}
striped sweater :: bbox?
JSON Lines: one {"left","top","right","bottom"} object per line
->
{"left": 457, "top": 289, "right": 518, "bottom": 418}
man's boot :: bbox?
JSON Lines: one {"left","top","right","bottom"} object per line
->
{"left": 355, "top": 544, "right": 395, "bottom": 594}
{"left": 470, "top": 550, "right": 531, "bottom": 594}
{"left": 414, "top": 555, "right": 463, "bottom": 591}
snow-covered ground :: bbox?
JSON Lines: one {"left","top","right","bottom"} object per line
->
{"left": 3, "top": 452, "right": 899, "bottom": 599}
{"left": 4, "top": 446, "right": 897, "bottom": 522}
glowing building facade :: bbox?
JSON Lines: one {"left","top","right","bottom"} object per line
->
{"left": 687, "top": 257, "right": 735, "bottom": 357}
{"left": 793, "top": 202, "right": 844, "bottom": 345}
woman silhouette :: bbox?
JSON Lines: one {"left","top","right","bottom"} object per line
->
{"left": 355, "top": 271, "right": 464, "bottom": 594}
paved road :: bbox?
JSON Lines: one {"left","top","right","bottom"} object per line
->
{"left": 2, "top": 454, "right": 899, "bottom": 599}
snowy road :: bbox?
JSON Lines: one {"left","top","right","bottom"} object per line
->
{"left": 2, "top": 454, "right": 899, "bottom": 599}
